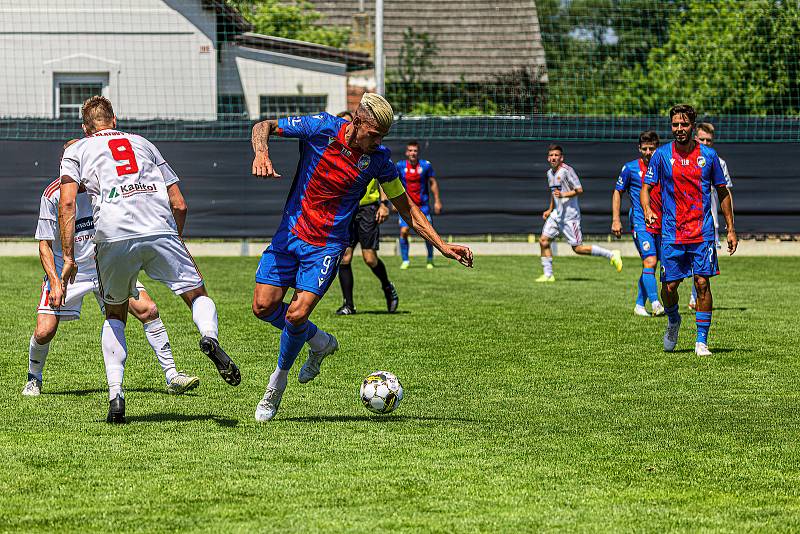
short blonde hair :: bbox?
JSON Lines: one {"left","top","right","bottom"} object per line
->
{"left": 696, "top": 122, "right": 715, "bottom": 136}
{"left": 82, "top": 95, "right": 115, "bottom": 132}
{"left": 359, "top": 93, "right": 394, "bottom": 131}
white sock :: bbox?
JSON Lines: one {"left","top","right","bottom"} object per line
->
{"left": 28, "top": 335, "right": 49, "bottom": 381}
{"left": 267, "top": 366, "right": 289, "bottom": 391}
{"left": 191, "top": 295, "right": 219, "bottom": 339}
{"left": 143, "top": 318, "right": 178, "bottom": 383}
{"left": 102, "top": 319, "right": 128, "bottom": 400}
{"left": 541, "top": 256, "right": 553, "bottom": 277}
{"left": 591, "top": 245, "right": 613, "bottom": 259}
{"left": 307, "top": 329, "right": 330, "bottom": 352}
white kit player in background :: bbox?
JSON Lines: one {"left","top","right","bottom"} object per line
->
{"left": 22, "top": 157, "right": 200, "bottom": 398}
{"left": 58, "top": 96, "right": 240, "bottom": 424}
{"left": 536, "top": 144, "right": 623, "bottom": 282}
{"left": 690, "top": 122, "right": 734, "bottom": 310}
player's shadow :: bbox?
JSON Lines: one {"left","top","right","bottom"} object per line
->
{"left": 557, "top": 277, "right": 598, "bottom": 282}
{"left": 671, "top": 347, "right": 749, "bottom": 354}
{"left": 123, "top": 413, "right": 238, "bottom": 427}
{"left": 713, "top": 306, "right": 748, "bottom": 312}
{"left": 48, "top": 386, "right": 168, "bottom": 396}
{"left": 280, "top": 414, "right": 479, "bottom": 424}
{"left": 358, "top": 310, "right": 412, "bottom": 315}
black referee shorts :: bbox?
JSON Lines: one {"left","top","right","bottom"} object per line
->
{"left": 349, "top": 202, "right": 381, "bottom": 250}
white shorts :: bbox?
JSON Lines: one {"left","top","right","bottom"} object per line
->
{"left": 542, "top": 216, "right": 583, "bottom": 247}
{"left": 95, "top": 234, "right": 203, "bottom": 305}
{"left": 37, "top": 276, "right": 147, "bottom": 319}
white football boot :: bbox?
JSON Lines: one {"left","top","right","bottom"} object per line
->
{"left": 255, "top": 386, "right": 284, "bottom": 422}
{"left": 166, "top": 372, "right": 200, "bottom": 395}
{"left": 634, "top": 304, "right": 650, "bottom": 317}
{"left": 298, "top": 333, "right": 339, "bottom": 384}
{"left": 695, "top": 342, "right": 712, "bottom": 356}
{"left": 22, "top": 375, "right": 42, "bottom": 397}
{"left": 663, "top": 316, "right": 682, "bottom": 352}
{"left": 651, "top": 301, "right": 665, "bottom": 316}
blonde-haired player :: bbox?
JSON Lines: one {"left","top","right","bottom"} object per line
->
{"left": 250, "top": 93, "right": 472, "bottom": 421}
{"left": 537, "top": 144, "right": 622, "bottom": 282}
{"left": 59, "top": 96, "right": 240, "bottom": 423}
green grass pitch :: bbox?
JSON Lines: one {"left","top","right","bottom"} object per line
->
{"left": 1, "top": 255, "right": 799, "bottom": 531}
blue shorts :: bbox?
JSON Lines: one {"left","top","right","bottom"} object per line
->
{"left": 660, "top": 240, "right": 719, "bottom": 282}
{"left": 256, "top": 232, "right": 346, "bottom": 296}
{"left": 399, "top": 206, "right": 431, "bottom": 229}
{"left": 633, "top": 229, "right": 657, "bottom": 259}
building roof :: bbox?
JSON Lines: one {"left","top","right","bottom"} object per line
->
{"left": 307, "top": 0, "right": 547, "bottom": 83}
{"left": 236, "top": 33, "right": 373, "bottom": 71}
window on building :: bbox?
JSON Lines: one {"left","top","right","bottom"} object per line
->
{"left": 218, "top": 94, "right": 247, "bottom": 120}
{"left": 259, "top": 95, "right": 328, "bottom": 119}
{"left": 54, "top": 74, "right": 108, "bottom": 119}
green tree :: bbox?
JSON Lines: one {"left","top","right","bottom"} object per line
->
{"left": 622, "top": 0, "right": 800, "bottom": 116}
{"left": 228, "top": 0, "right": 350, "bottom": 48}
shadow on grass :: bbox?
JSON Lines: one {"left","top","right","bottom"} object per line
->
{"left": 125, "top": 413, "right": 238, "bottom": 427}
{"left": 713, "top": 307, "right": 749, "bottom": 311}
{"left": 557, "top": 277, "right": 598, "bottom": 282}
{"left": 671, "top": 347, "right": 750, "bottom": 354}
{"left": 280, "top": 414, "right": 480, "bottom": 424}
{"left": 358, "top": 310, "right": 412, "bottom": 315}
{"left": 48, "top": 387, "right": 168, "bottom": 396}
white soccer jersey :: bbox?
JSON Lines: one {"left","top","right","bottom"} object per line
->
{"left": 546, "top": 163, "right": 582, "bottom": 220}
{"left": 35, "top": 180, "right": 97, "bottom": 280}
{"left": 59, "top": 130, "right": 180, "bottom": 243}
{"left": 710, "top": 157, "right": 734, "bottom": 230}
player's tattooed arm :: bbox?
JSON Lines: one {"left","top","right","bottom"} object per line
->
{"left": 58, "top": 178, "right": 79, "bottom": 291}
{"left": 716, "top": 185, "right": 737, "bottom": 255}
{"left": 390, "top": 193, "right": 473, "bottom": 268}
{"left": 611, "top": 189, "right": 623, "bottom": 237}
{"left": 251, "top": 120, "right": 282, "bottom": 178}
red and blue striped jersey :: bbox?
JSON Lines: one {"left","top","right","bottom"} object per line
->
{"left": 615, "top": 158, "right": 648, "bottom": 233}
{"left": 644, "top": 141, "right": 726, "bottom": 245}
{"left": 396, "top": 159, "right": 434, "bottom": 207}
{"left": 275, "top": 113, "right": 399, "bottom": 247}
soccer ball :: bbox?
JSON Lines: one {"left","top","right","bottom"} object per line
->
{"left": 360, "top": 371, "right": 403, "bottom": 414}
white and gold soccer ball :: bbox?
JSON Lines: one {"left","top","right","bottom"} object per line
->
{"left": 360, "top": 371, "right": 403, "bottom": 414}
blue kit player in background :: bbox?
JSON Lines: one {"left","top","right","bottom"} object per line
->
{"left": 250, "top": 93, "right": 473, "bottom": 421}
{"left": 641, "top": 104, "right": 737, "bottom": 357}
{"left": 611, "top": 130, "right": 665, "bottom": 317}
{"left": 396, "top": 140, "right": 442, "bottom": 269}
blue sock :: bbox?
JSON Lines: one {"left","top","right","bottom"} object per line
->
{"left": 636, "top": 275, "right": 646, "bottom": 306}
{"left": 642, "top": 268, "right": 659, "bottom": 304}
{"left": 695, "top": 311, "right": 712, "bottom": 344}
{"left": 665, "top": 304, "right": 680, "bottom": 324}
{"left": 278, "top": 320, "right": 309, "bottom": 371}
{"left": 260, "top": 303, "right": 318, "bottom": 341}
{"left": 425, "top": 242, "right": 434, "bottom": 262}
{"left": 400, "top": 237, "right": 410, "bottom": 261}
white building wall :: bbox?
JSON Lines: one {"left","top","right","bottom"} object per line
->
{"left": 223, "top": 45, "right": 347, "bottom": 120}
{"left": 0, "top": 0, "right": 217, "bottom": 120}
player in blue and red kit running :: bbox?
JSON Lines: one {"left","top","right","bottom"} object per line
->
{"left": 250, "top": 93, "right": 473, "bottom": 421}
{"left": 396, "top": 140, "right": 442, "bottom": 269}
{"left": 611, "top": 130, "right": 664, "bottom": 317}
{"left": 641, "top": 104, "right": 737, "bottom": 356}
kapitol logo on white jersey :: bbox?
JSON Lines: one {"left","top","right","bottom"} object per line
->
{"left": 109, "top": 183, "right": 158, "bottom": 199}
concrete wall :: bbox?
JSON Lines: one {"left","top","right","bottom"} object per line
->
{"left": 0, "top": 0, "right": 218, "bottom": 120}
